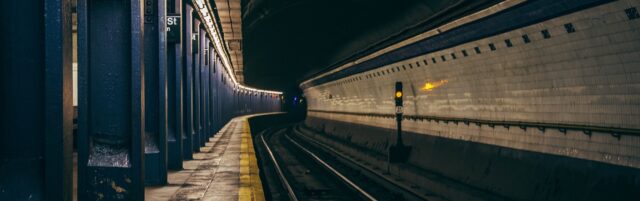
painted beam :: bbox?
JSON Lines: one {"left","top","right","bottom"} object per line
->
{"left": 167, "top": 0, "right": 184, "bottom": 170}
{"left": 77, "top": 0, "right": 145, "bottom": 199}
{"left": 182, "top": 4, "right": 195, "bottom": 159}
{"left": 143, "top": 0, "right": 168, "bottom": 186}
{"left": 0, "top": 0, "right": 73, "bottom": 200}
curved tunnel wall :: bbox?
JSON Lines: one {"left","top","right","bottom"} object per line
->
{"left": 304, "top": 0, "right": 640, "bottom": 168}
{"left": 301, "top": 1, "right": 640, "bottom": 199}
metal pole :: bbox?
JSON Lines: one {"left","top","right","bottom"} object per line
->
{"left": 192, "top": 17, "right": 201, "bottom": 152}
{"left": 77, "top": 0, "right": 145, "bottom": 199}
{"left": 143, "top": 0, "right": 168, "bottom": 186}
{"left": 167, "top": 0, "right": 184, "bottom": 170}
{"left": 0, "top": 1, "right": 73, "bottom": 200}
{"left": 182, "top": 3, "right": 194, "bottom": 160}
{"left": 396, "top": 114, "right": 403, "bottom": 146}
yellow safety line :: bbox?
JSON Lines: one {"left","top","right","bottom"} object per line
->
{"left": 239, "top": 119, "right": 265, "bottom": 201}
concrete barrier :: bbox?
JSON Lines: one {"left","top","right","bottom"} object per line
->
{"left": 305, "top": 116, "right": 640, "bottom": 201}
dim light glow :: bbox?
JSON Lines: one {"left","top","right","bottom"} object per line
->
{"left": 193, "top": 0, "right": 282, "bottom": 95}
{"left": 421, "top": 80, "right": 448, "bottom": 91}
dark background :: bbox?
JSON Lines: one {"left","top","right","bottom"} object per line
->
{"left": 237, "top": 0, "right": 501, "bottom": 94}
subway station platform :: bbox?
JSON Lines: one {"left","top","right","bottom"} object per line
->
{"left": 145, "top": 115, "right": 265, "bottom": 201}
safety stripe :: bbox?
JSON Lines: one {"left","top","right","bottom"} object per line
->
{"left": 239, "top": 119, "right": 265, "bottom": 201}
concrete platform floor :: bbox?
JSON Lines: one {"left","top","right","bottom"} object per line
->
{"left": 73, "top": 116, "right": 265, "bottom": 201}
{"left": 145, "top": 117, "right": 264, "bottom": 201}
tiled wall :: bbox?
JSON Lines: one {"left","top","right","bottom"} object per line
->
{"left": 304, "top": 0, "right": 640, "bottom": 168}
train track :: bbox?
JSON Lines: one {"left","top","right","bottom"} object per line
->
{"left": 260, "top": 126, "right": 370, "bottom": 200}
{"left": 258, "top": 124, "right": 428, "bottom": 201}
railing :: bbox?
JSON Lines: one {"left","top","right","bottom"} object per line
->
{"left": 308, "top": 109, "right": 640, "bottom": 139}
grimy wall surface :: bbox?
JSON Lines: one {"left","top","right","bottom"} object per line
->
{"left": 302, "top": 0, "right": 640, "bottom": 199}
{"left": 304, "top": 0, "right": 640, "bottom": 168}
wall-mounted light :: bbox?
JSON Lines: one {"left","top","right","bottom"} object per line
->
{"left": 421, "top": 80, "right": 448, "bottom": 91}
{"left": 192, "top": 0, "right": 282, "bottom": 95}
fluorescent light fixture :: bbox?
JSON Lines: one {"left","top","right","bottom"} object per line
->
{"left": 193, "top": 0, "right": 282, "bottom": 95}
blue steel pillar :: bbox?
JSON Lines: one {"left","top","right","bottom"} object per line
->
{"left": 181, "top": 3, "right": 194, "bottom": 159}
{"left": 167, "top": 0, "right": 183, "bottom": 170}
{"left": 235, "top": 90, "right": 239, "bottom": 115}
{"left": 256, "top": 94, "right": 260, "bottom": 112}
{"left": 207, "top": 40, "right": 213, "bottom": 138}
{"left": 201, "top": 37, "right": 209, "bottom": 141}
{"left": 239, "top": 90, "right": 243, "bottom": 114}
{"left": 198, "top": 28, "right": 207, "bottom": 147}
{"left": 212, "top": 57, "right": 220, "bottom": 132}
{"left": 221, "top": 80, "right": 226, "bottom": 122}
{"left": 239, "top": 91, "right": 243, "bottom": 114}
{"left": 77, "top": 0, "right": 145, "bottom": 200}
{"left": 0, "top": 1, "right": 73, "bottom": 200}
{"left": 241, "top": 92, "right": 245, "bottom": 114}
{"left": 262, "top": 94, "right": 265, "bottom": 112}
{"left": 228, "top": 87, "right": 231, "bottom": 119}
{"left": 221, "top": 76, "right": 226, "bottom": 123}
{"left": 231, "top": 90, "right": 235, "bottom": 117}
{"left": 202, "top": 37, "right": 211, "bottom": 141}
{"left": 248, "top": 92, "right": 252, "bottom": 114}
{"left": 223, "top": 78, "right": 228, "bottom": 122}
{"left": 143, "top": 0, "right": 168, "bottom": 186}
{"left": 249, "top": 93, "right": 252, "bottom": 113}
{"left": 207, "top": 41, "right": 213, "bottom": 138}
{"left": 215, "top": 56, "right": 220, "bottom": 131}
{"left": 250, "top": 93, "right": 254, "bottom": 113}
{"left": 193, "top": 19, "right": 202, "bottom": 152}
{"left": 209, "top": 44, "right": 216, "bottom": 137}
{"left": 216, "top": 57, "right": 222, "bottom": 131}
{"left": 242, "top": 92, "right": 246, "bottom": 114}
{"left": 231, "top": 90, "right": 235, "bottom": 116}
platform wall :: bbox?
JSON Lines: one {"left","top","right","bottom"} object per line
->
{"left": 303, "top": 0, "right": 640, "bottom": 168}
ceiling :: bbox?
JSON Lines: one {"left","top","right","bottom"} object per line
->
{"left": 213, "top": 0, "right": 245, "bottom": 83}
{"left": 230, "top": 0, "right": 501, "bottom": 92}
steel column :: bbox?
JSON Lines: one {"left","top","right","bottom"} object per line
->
{"left": 0, "top": 1, "right": 73, "bottom": 200}
{"left": 192, "top": 18, "right": 202, "bottom": 152}
{"left": 222, "top": 81, "right": 226, "bottom": 122}
{"left": 209, "top": 42, "right": 218, "bottom": 137}
{"left": 143, "top": 0, "right": 168, "bottom": 186}
{"left": 201, "top": 36, "right": 209, "bottom": 141}
{"left": 227, "top": 82, "right": 232, "bottom": 122}
{"left": 213, "top": 57, "right": 220, "bottom": 132}
{"left": 181, "top": 4, "right": 194, "bottom": 159}
{"left": 203, "top": 37, "right": 211, "bottom": 140}
{"left": 228, "top": 87, "right": 231, "bottom": 120}
{"left": 77, "top": 0, "right": 145, "bottom": 199}
{"left": 216, "top": 57, "right": 222, "bottom": 131}
{"left": 198, "top": 27, "right": 207, "bottom": 147}
{"left": 209, "top": 44, "right": 216, "bottom": 136}
{"left": 167, "top": 0, "right": 183, "bottom": 170}
{"left": 206, "top": 41, "right": 212, "bottom": 138}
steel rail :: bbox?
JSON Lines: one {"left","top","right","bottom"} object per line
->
{"left": 284, "top": 133, "right": 378, "bottom": 201}
{"left": 259, "top": 131, "right": 299, "bottom": 201}
{"left": 293, "top": 125, "right": 431, "bottom": 201}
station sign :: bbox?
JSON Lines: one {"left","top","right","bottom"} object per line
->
{"left": 167, "top": 14, "right": 181, "bottom": 43}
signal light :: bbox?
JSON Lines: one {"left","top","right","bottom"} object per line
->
{"left": 395, "top": 82, "right": 403, "bottom": 106}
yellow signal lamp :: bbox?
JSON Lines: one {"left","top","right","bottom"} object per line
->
{"left": 395, "top": 91, "right": 403, "bottom": 98}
